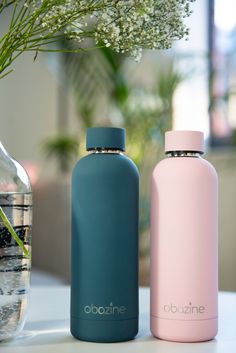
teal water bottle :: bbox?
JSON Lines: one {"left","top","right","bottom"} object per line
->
{"left": 71, "top": 127, "right": 139, "bottom": 342}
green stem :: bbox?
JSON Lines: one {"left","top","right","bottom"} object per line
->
{"left": 0, "top": 1, "right": 15, "bottom": 15}
{"left": 0, "top": 68, "right": 14, "bottom": 79}
{"left": 0, "top": 206, "right": 31, "bottom": 258}
{"left": 0, "top": 1, "right": 110, "bottom": 77}
{"left": 25, "top": 45, "right": 104, "bottom": 53}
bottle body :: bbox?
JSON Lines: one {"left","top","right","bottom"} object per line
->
{"left": 71, "top": 150, "right": 139, "bottom": 342}
{"left": 0, "top": 143, "right": 32, "bottom": 341}
{"left": 150, "top": 154, "right": 218, "bottom": 342}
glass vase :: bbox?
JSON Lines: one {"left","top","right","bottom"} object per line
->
{"left": 0, "top": 142, "right": 32, "bottom": 341}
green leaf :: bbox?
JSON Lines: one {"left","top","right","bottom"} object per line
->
{"left": 0, "top": 206, "right": 31, "bottom": 258}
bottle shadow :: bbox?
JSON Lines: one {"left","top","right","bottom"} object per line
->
{"left": 0, "top": 320, "right": 72, "bottom": 347}
{"left": 0, "top": 313, "right": 219, "bottom": 353}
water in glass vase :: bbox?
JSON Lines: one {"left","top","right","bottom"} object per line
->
{"left": 0, "top": 192, "right": 32, "bottom": 341}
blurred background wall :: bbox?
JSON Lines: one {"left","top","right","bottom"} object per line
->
{"left": 1, "top": 0, "right": 236, "bottom": 291}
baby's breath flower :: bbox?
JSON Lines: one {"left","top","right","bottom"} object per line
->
{"left": 0, "top": 0, "right": 195, "bottom": 78}
{"left": 25, "top": 0, "right": 195, "bottom": 61}
{"left": 94, "top": 0, "right": 195, "bottom": 61}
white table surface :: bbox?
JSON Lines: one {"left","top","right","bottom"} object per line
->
{"left": 0, "top": 287, "right": 236, "bottom": 353}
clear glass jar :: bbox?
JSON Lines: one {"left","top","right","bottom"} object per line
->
{"left": 0, "top": 142, "right": 32, "bottom": 341}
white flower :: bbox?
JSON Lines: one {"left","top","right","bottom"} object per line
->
{"left": 26, "top": 0, "right": 195, "bottom": 60}
{"left": 0, "top": 0, "right": 195, "bottom": 78}
{"left": 94, "top": 0, "right": 195, "bottom": 60}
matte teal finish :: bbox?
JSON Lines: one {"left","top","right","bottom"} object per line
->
{"left": 86, "top": 127, "right": 125, "bottom": 151}
{"left": 71, "top": 128, "right": 139, "bottom": 343}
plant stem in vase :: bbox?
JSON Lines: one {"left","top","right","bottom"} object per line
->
{"left": 0, "top": 143, "right": 32, "bottom": 341}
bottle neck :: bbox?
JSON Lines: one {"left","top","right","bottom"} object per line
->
{"left": 88, "top": 148, "right": 124, "bottom": 155}
{"left": 166, "top": 151, "right": 203, "bottom": 158}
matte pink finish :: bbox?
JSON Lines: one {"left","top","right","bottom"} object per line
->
{"left": 150, "top": 131, "right": 218, "bottom": 342}
{"left": 165, "top": 130, "right": 204, "bottom": 153}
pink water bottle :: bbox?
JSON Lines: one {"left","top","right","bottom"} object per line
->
{"left": 150, "top": 130, "right": 218, "bottom": 342}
